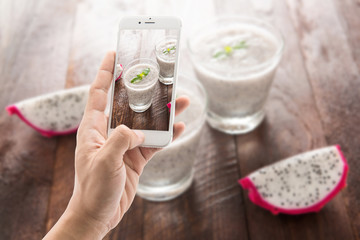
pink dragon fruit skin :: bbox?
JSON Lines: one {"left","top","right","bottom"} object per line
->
{"left": 239, "top": 145, "right": 349, "bottom": 215}
{"left": 6, "top": 105, "right": 78, "bottom": 137}
{"left": 6, "top": 85, "right": 89, "bottom": 138}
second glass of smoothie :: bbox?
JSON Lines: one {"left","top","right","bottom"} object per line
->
{"left": 155, "top": 37, "right": 177, "bottom": 85}
{"left": 188, "top": 17, "right": 284, "bottom": 134}
{"left": 123, "top": 58, "right": 159, "bottom": 113}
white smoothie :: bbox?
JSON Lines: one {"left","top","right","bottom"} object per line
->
{"left": 155, "top": 38, "right": 177, "bottom": 84}
{"left": 123, "top": 63, "right": 159, "bottom": 112}
{"left": 189, "top": 19, "right": 283, "bottom": 134}
{"left": 192, "top": 27, "right": 279, "bottom": 117}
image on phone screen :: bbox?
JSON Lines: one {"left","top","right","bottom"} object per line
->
{"left": 110, "top": 27, "right": 180, "bottom": 131}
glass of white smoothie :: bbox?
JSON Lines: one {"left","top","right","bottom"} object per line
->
{"left": 123, "top": 58, "right": 160, "bottom": 113}
{"left": 188, "top": 17, "right": 284, "bottom": 134}
{"left": 155, "top": 37, "right": 177, "bottom": 85}
{"left": 137, "top": 75, "right": 207, "bottom": 201}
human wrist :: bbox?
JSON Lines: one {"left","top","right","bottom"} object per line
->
{"left": 66, "top": 207, "right": 107, "bottom": 239}
{"left": 45, "top": 203, "right": 108, "bottom": 240}
{"left": 65, "top": 196, "right": 111, "bottom": 239}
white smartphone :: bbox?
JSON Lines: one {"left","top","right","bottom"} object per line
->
{"left": 107, "top": 16, "right": 182, "bottom": 148}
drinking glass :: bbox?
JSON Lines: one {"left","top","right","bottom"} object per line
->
{"left": 123, "top": 58, "right": 159, "bottom": 112}
{"left": 188, "top": 17, "right": 284, "bottom": 134}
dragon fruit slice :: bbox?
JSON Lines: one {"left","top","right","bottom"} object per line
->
{"left": 115, "top": 64, "right": 123, "bottom": 82}
{"left": 239, "top": 145, "right": 348, "bottom": 215}
{"left": 6, "top": 85, "right": 90, "bottom": 137}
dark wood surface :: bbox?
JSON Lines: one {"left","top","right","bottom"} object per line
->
{"left": 0, "top": 0, "right": 359, "bottom": 240}
{"left": 110, "top": 78, "right": 171, "bottom": 130}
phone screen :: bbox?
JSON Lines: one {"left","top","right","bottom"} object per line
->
{"left": 110, "top": 28, "right": 180, "bottom": 131}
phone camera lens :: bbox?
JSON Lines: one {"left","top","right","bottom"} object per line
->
{"left": 138, "top": 21, "right": 141, "bottom": 24}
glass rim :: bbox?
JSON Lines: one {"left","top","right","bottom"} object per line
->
{"left": 124, "top": 58, "right": 160, "bottom": 71}
{"left": 155, "top": 36, "right": 178, "bottom": 49}
{"left": 187, "top": 16, "right": 285, "bottom": 75}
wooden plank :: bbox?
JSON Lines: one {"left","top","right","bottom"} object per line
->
{"left": 218, "top": 0, "right": 355, "bottom": 239}
{"left": 0, "top": 113, "right": 57, "bottom": 240}
{"left": 0, "top": 0, "right": 76, "bottom": 239}
{"left": 286, "top": 0, "right": 360, "bottom": 238}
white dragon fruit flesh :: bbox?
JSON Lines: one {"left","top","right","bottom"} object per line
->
{"left": 6, "top": 85, "right": 90, "bottom": 137}
{"left": 239, "top": 145, "right": 348, "bottom": 215}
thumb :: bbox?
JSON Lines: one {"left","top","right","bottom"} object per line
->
{"left": 103, "top": 125, "right": 145, "bottom": 158}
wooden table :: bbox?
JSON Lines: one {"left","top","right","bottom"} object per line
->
{"left": 0, "top": 0, "right": 359, "bottom": 239}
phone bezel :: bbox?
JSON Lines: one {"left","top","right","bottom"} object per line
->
{"left": 107, "top": 16, "right": 182, "bottom": 148}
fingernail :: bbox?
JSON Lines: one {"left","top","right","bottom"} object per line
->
{"left": 133, "top": 130, "right": 145, "bottom": 141}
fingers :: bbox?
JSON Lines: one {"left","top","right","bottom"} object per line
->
{"left": 85, "top": 51, "right": 116, "bottom": 114}
{"left": 102, "top": 125, "right": 145, "bottom": 158}
{"left": 175, "top": 96, "right": 190, "bottom": 117}
{"left": 173, "top": 122, "right": 185, "bottom": 141}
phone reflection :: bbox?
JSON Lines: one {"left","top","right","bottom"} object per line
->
{"left": 110, "top": 29, "right": 179, "bottom": 131}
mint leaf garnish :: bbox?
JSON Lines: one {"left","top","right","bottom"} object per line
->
{"left": 131, "top": 67, "right": 150, "bottom": 83}
{"left": 163, "top": 45, "right": 176, "bottom": 55}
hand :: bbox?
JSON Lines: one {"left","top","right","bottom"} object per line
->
{"left": 44, "top": 51, "right": 190, "bottom": 240}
